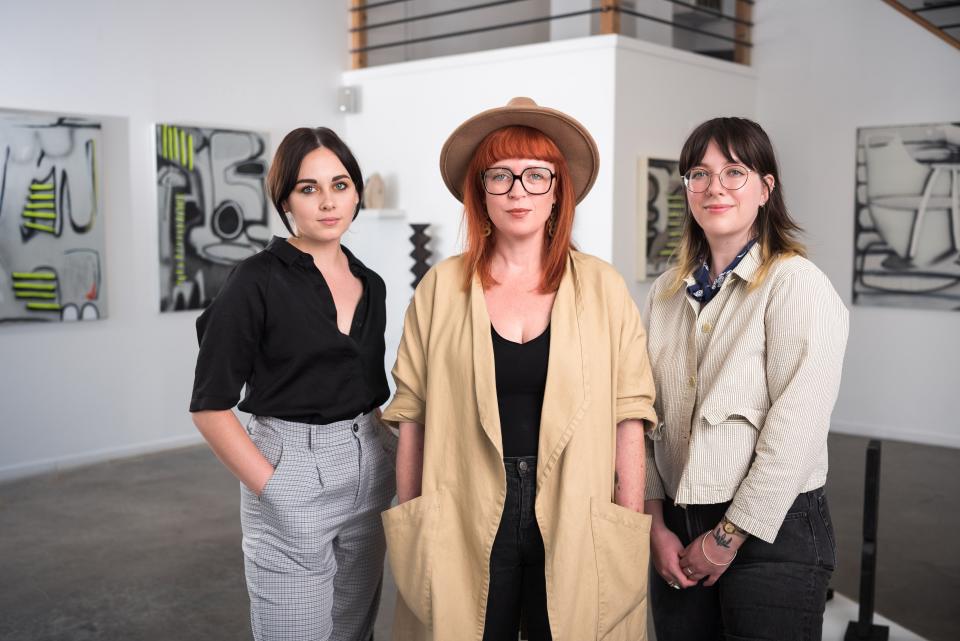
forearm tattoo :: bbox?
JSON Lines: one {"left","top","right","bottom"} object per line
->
{"left": 712, "top": 528, "right": 733, "bottom": 549}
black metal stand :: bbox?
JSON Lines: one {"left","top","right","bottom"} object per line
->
{"left": 844, "top": 439, "right": 889, "bottom": 641}
{"left": 409, "top": 224, "right": 431, "bottom": 289}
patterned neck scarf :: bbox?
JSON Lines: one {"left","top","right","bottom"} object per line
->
{"left": 686, "top": 239, "right": 757, "bottom": 306}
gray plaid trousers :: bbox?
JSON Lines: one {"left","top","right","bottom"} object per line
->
{"left": 241, "top": 413, "right": 397, "bottom": 641}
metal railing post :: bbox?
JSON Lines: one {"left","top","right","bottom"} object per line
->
{"left": 844, "top": 439, "right": 890, "bottom": 641}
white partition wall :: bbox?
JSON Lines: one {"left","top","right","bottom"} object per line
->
{"left": 755, "top": 0, "right": 960, "bottom": 448}
{"left": 0, "top": 0, "right": 347, "bottom": 480}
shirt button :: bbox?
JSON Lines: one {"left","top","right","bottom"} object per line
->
{"left": 702, "top": 322, "right": 712, "bottom": 333}
{"left": 688, "top": 375, "right": 696, "bottom": 388}
{"left": 352, "top": 423, "right": 359, "bottom": 433}
{"left": 518, "top": 460, "right": 528, "bottom": 472}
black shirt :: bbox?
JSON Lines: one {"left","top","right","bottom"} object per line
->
{"left": 491, "top": 324, "right": 551, "bottom": 457}
{"left": 190, "top": 236, "right": 389, "bottom": 424}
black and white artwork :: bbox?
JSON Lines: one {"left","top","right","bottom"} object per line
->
{"left": 156, "top": 124, "right": 270, "bottom": 312}
{"left": 853, "top": 123, "right": 960, "bottom": 310}
{"left": 0, "top": 113, "right": 106, "bottom": 323}
{"left": 637, "top": 157, "right": 684, "bottom": 280}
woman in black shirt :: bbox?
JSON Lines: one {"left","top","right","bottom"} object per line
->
{"left": 190, "top": 128, "right": 395, "bottom": 641}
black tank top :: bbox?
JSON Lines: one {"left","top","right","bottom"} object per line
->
{"left": 491, "top": 323, "right": 551, "bottom": 457}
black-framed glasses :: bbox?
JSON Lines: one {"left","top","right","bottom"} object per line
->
{"left": 682, "top": 164, "right": 754, "bottom": 193}
{"left": 481, "top": 166, "right": 555, "bottom": 195}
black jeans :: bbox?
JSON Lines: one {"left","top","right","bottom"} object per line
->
{"left": 483, "top": 456, "right": 552, "bottom": 641}
{"left": 651, "top": 488, "right": 836, "bottom": 641}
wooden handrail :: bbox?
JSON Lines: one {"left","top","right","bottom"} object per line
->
{"left": 348, "top": 0, "right": 754, "bottom": 69}
{"left": 881, "top": 0, "right": 960, "bottom": 51}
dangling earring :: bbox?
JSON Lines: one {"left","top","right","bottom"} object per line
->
{"left": 482, "top": 218, "right": 492, "bottom": 238}
{"left": 546, "top": 214, "right": 556, "bottom": 238}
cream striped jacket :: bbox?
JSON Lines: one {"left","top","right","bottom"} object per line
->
{"left": 642, "top": 244, "right": 848, "bottom": 543}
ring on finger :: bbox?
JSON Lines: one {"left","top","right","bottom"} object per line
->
{"left": 684, "top": 566, "right": 695, "bottom": 576}
{"left": 668, "top": 580, "right": 681, "bottom": 590}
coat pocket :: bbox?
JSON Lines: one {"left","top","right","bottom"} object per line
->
{"left": 590, "top": 498, "right": 651, "bottom": 639}
{"left": 381, "top": 492, "right": 442, "bottom": 625}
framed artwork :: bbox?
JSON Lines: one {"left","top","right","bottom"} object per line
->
{"left": 156, "top": 124, "right": 270, "bottom": 311}
{"left": 637, "top": 157, "right": 684, "bottom": 281}
{"left": 0, "top": 113, "right": 106, "bottom": 323}
{"left": 853, "top": 123, "right": 960, "bottom": 310}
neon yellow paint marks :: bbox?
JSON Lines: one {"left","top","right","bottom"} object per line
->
{"left": 14, "top": 282, "right": 56, "bottom": 291}
{"left": 22, "top": 211, "right": 56, "bottom": 220}
{"left": 14, "top": 291, "right": 56, "bottom": 299}
{"left": 12, "top": 272, "right": 56, "bottom": 280}
{"left": 172, "top": 126, "right": 179, "bottom": 163}
{"left": 174, "top": 193, "right": 187, "bottom": 284}
{"left": 25, "top": 202, "right": 55, "bottom": 209}
{"left": 28, "top": 193, "right": 55, "bottom": 201}
{"left": 23, "top": 222, "right": 55, "bottom": 233}
{"left": 30, "top": 183, "right": 54, "bottom": 190}
{"left": 180, "top": 130, "right": 187, "bottom": 167}
{"left": 26, "top": 303, "right": 61, "bottom": 311}
{"left": 188, "top": 134, "right": 194, "bottom": 171}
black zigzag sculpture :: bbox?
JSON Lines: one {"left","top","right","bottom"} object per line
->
{"left": 409, "top": 223, "right": 432, "bottom": 289}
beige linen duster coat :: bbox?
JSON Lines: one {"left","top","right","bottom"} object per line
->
{"left": 381, "top": 251, "right": 657, "bottom": 641}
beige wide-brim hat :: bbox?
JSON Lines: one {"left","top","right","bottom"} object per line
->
{"left": 439, "top": 97, "right": 600, "bottom": 204}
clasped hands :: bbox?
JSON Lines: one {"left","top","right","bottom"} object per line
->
{"left": 651, "top": 520, "right": 744, "bottom": 589}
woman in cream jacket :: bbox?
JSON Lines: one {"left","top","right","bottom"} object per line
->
{"left": 380, "top": 98, "right": 657, "bottom": 641}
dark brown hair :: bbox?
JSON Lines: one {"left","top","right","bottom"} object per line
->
{"left": 671, "top": 117, "right": 805, "bottom": 291}
{"left": 267, "top": 127, "right": 364, "bottom": 235}
{"left": 461, "top": 126, "right": 576, "bottom": 293}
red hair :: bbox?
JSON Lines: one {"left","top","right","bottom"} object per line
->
{"left": 461, "top": 126, "right": 576, "bottom": 293}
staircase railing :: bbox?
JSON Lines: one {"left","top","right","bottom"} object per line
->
{"left": 349, "top": 0, "right": 753, "bottom": 69}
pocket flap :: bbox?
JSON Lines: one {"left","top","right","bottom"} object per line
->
{"left": 701, "top": 406, "right": 764, "bottom": 428}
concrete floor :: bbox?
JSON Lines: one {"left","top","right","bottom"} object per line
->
{"left": 0, "top": 433, "right": 956, "bottom": 641}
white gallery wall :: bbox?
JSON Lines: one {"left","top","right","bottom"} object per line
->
{"left": 1, "top": 1, "right": 956, "bottom": 481}
{"left": 0, "top": 0, "right": 348, "bottom": 479}
{"left": 754, "top": 0, "right": 960, "bottom": 448}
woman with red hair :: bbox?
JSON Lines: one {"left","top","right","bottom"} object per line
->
{"left": 379, "top": 98, "right": 658, "bottom": 641}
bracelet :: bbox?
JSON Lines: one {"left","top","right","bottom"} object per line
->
{"left": 701, "top": 533, "right": 736, "bottom": 567}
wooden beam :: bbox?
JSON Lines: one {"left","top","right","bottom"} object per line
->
{"left": 351, "top": 0, "right": 367, "bottom": 69}
{"left": 734, "top": 0, "right": 752, "bottom": 65}
{"left": 881, "top": 0, "right": 960, "bottom": 51}
{"left": 600, "top": 0, "right": 621, "bottom": 36}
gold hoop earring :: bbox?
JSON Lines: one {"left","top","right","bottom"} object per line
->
{"left": 482, "top": 218, "right": 492, "bottom": 238}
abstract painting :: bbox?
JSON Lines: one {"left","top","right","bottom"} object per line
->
{"left": 156, "top": 124, "right": 270, "bottom": 311}
{"left": 637, "top": 157, "right": 684, "bottom": 280}
{"left": 853, "top": 123, "right": 960, "bottom": 310}
{"left": 0, "top": 113, "right": 105, "bottom": 323}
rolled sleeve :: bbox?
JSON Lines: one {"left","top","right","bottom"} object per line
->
{"left": 727, "top": 268, "right": 849, "bottom": 543}
{"left": 615, "top": 283, "right": 658, "bottom": 430}
{"left": 189, "top": 262, "right": 266, "bottom": 412}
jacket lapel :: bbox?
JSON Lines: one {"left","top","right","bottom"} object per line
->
{"left": 537, "top": 253, "right": 587, "bottom": 482}
{"left": 470, "top": 273, "right": 504, "bottom": 456}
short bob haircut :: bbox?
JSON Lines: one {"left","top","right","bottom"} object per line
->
{"left": 461, "top": 126, "right": 576, "bottom": 293}
{"left": 672, "top": 117, "right": 805, "bottom": 291}
{"left": 266, "top": 127, "right": 364, "bottom": 236}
